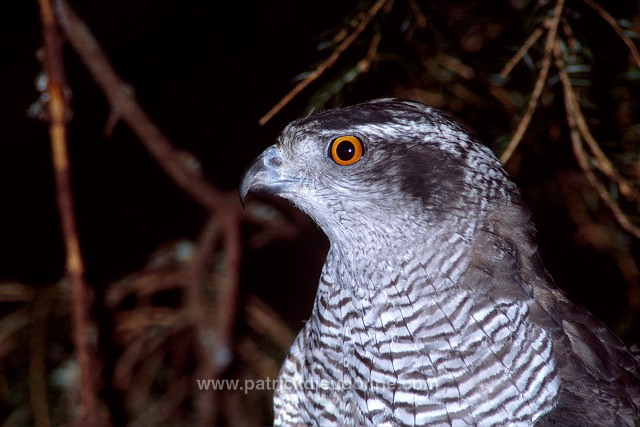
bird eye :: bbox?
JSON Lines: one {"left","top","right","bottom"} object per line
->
{"left": 329, "top": 135, "right": 364, "bottom": 166}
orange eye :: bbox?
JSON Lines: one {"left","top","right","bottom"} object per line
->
{"left": 329, "top": 135, "right": 364, "bottom": 166}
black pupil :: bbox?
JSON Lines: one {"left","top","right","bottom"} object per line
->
{"left": 336, "top": 140, "right": 355, "bottom": 161}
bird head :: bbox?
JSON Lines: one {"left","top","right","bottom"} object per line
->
{"left": 241, "top": 99, "right": 521, "bottom": 249}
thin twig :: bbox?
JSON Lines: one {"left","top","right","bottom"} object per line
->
{"left": 500, "top": 0, "right": 565, "bottom": 164}
{"left": 583, "top": 0, "right": 640, "bottom": 70}
{"left": 568, "top": 87, "right": 638, "bottom": 202}
{"left": 569, "top": 121, "right": 640, "bottom": 239}
{"left": 245, "top": 296, "right": 295, "bottom": 352}
{"left": 552, "top": 27, "right": 639, "bottom": 203}
{"left": 557, "top": 171, "right": 640, "bottom": 307}
{"left": 0, "top": 308, "right": 31, "bottom": 363}
{"left": 214, "top": 213, "right": 243, "bottom": 371}
{"left": 126, "top": 350, "right": 166, "bottom": 412}
{"left": 177, "top": 208, "right": 243, "bottom": 400}
{"left": 355, "top": 32, "right": 382, "bottom": 74}
{"left": 113, "top": 308, "right": 188, "bottom": 389}
{"left": 498, "top": 28, "right": 544, "bottom": 78}
{"left": 29, "top": 289, "right": 54, "bottom": 427}
{"left": 236, "top": 337, "right": 283, "bottom": 381}
{"left": 57, "top": 0, "right": 227, "bottom": 214}
{"left": 0, "top": 282, "right": 36, "bottom": 303}
{"left": 37, "top": 1, "right": 100, "bottom": 426}
{"left": 129, "top": 376, "right": 192, "bottom": 427}
{"left": 105, "top": 269, "right": 185, "bottom": 309}
{"left": 184, "top": 215, "right": 221, "bottom": 427}
{"left": 556, "top": 43, "right": 640, "bottom": 239}
{"left": 408, "top": 0, "right": 427, "bottom": 28}
{"left": 258, "top": 0, "right": 393, "bottom": 126}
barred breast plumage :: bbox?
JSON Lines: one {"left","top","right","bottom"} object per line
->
{"left": 240, "top": 99, "right": 640, "bottom": 426}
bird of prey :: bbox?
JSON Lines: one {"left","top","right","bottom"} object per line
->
{"left": 240, "top": 99, "right": 640, "bottom": 426}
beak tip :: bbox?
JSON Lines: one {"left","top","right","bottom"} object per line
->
{"left": 239, "top": 174, "right": 253, "bottom": 209}
{"left": 238, "top": 145, "right": 286, "bottom": 208}
{"left": 239, "top": 188, "right": 250, "bottom": 209}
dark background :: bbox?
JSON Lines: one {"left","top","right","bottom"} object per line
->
{"left": 2, "top": 0, "right": 640, "bottom": 425}
{"left": 2, "top": 0, "right": 358, "bottom": 321}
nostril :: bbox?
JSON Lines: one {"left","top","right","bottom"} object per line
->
{"left": 260, "top": 145, "right": 283, "bottom": 170}
{"left": 268, "top": 154, "right": 282, "bottom": 167}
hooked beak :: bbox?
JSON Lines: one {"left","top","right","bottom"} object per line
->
{"left": 239, "top": 145, "right": 291, "bottom": 207}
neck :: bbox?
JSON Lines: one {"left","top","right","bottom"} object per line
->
{"left": 309, "top": 222, "right": 560, "bottom": 424}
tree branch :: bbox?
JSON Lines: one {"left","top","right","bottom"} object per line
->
{"left": 500, "top": 0, "right": 565, "bottom": 164}
{"left": 583, "top": 0, "right": 640, "bottom": 70}
{"left": 37, "top": 0, "right": 100, "bottom": 425}
{"left": 258, "top": 0, "right": 393, "bottom": 125}
{"left": 498, "top": 27, "right": 544, "bottom": 79}
{"left": 555, "top": 42, "right": 640, "bottom": 239}
{"left": 57, "top": 0, "right": 229, "bottom": 215}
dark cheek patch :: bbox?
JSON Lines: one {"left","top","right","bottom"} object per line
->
{"left": 367, "top": 145, "right": 465, "bottom": 217}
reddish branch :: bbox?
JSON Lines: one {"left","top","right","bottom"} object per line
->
{"left": 184, "top": 215, "right": 237, "bottom": 426}
{"left": 583, "top": 0, "right": 640, "bottom": 70}
{"left": 57, "top": 0, "right": 229, "bottom": 215}
{"left": 499, "top": 0, "right": 565, "bottom": 164}
{"left": 56, "top": 1, "right": 247, "bottom": 424}
{"left": 258, "top": 0, "right": 393, "bottom": 125}
{"left": 555, "top": 44, "right": 640, "bottom": 240}
{"left": 36, "top": 0, "right": 100, "bottom": 426}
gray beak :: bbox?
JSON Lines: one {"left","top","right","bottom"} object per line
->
{"left": 239, "top": 145, "right": 288, "bottom": 206}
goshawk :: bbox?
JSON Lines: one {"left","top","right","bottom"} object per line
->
{"left": 240, "top": 99, "right": 640, "bottom": 426}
